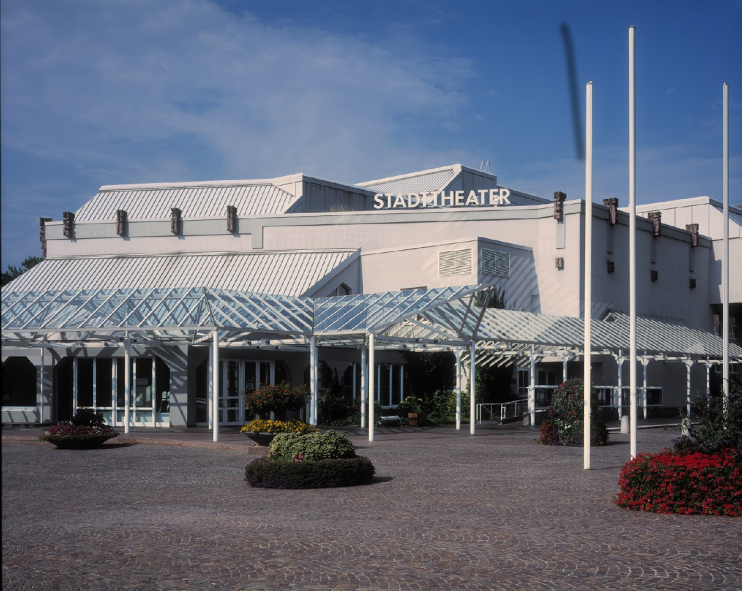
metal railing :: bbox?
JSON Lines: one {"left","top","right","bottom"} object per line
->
{"left": 477, "top": 399, "right": 529, "bottom": 423}
{"left": 594, "top": 385, "right": 663, "bottom": 409}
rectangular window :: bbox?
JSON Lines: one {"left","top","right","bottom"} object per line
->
{"left": 481, "top": 249, "right": 510, "bottom": 278}
{"left": 439, "top": 249, "right": 472, "bottom": 276}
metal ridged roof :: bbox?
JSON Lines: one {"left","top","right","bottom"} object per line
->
{"left": 75, "top": 184, "right": 299, "bottom": 221}
{"left": 359, "top": 168, "right": 457, "bottom": 194}
{"left": 6, "top": 252, "right": 355, "bottom": 297}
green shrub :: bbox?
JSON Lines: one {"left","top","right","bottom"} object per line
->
{"left": 539, "top": 378, "right": 608, "bottom": 447}
{"left": 70, "top": 408, "right": 107, "bottom": 427}
{"left": 268, "top": 430, "right": 356, "bottom": 462}
{"left": 243, "top": 381, "right": 309, "bottom": 420}
{"left": 245, "top": 456, "right": 375, "bottom": 489}
{"left": 675, "top": 379, "right": 742, "bottom": 454}
{"left": 319, "top": 388, "right": 358, "bottom": 425}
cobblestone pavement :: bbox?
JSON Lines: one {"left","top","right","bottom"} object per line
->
{"left": 3, "top": 424, "right": 740, "bottom": 590}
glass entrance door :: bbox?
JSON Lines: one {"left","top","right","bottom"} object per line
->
{"left": 220, "top": 360, "right": 274, "bottom": 425}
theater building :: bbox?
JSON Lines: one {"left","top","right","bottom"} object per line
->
{"left": 2, "top": 164, "right": 740, "bottom": 430}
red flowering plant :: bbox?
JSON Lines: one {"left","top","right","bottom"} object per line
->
{"left": 616, "top": 379, "right": 741, "bottom": 515}
{"left": 615, "top": 449, "right": 741, "bottom": 515}
{"left": 243, "top": 381, "right": 310, "bottom": 420}
{"left": 539, "top": 378, "right": 608, "bottom": 447}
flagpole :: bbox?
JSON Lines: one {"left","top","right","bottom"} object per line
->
{"left": 584, "top": 81, "right": 593, "bottom": 470}
{"left": 629, "top": 26, "right": 637, "bottom": 459}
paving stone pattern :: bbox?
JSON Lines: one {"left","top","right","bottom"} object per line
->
{"left": 2, "top": 425, "right": 741, "bottom": 590}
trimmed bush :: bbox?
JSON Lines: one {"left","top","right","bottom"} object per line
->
{"left": 674, "top": 379, "right": 742, "bottom": 454}
{"left": 268, "top": 430, "right": 356, "bottom": 462}
{"left": 615, "top": 449, "right": 742, "bottom": 515}
{"left": 539, "top": 378, "right": 608, "bottom": 447}
{"left": 245, "top": 456, "right": 375, "bottom": 489}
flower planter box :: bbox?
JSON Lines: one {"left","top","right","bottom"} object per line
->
{"left": 40, "top": 433, "right": 119, "bottom": 449}
{"left": 407, "top": 412, "right": 427, "bottom": 427}
{"left": 243, "top": 432, "right": 276, "bottom": 446}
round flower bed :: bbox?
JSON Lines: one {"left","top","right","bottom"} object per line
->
{"left": 615, "top": 449, "right": 741, "bottom": 515}
{"left": 245, "top": 430, "right": 375, "bottom": 489}
{"left": 40, "top": 424, "right": 119, "bottom": 449}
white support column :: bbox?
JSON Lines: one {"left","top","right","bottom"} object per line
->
{"left": 309, "top": 336, "right": 317, "bottom": 426}
{"left": 352, "top": 362, "right": 357, "bottom": 400}
{"left": 92, "top": 358, "right": 97, "bottom": 410}
{"left": 722, "top": 82, "right": 730, "bottom": 414}
{"left": 705, "top": 362, "right": 712, "bottom": 409}
{"left": 112, "top": 359, "right": 117, "bottom": 427}
{"left": 207, "top": 342, "right": 213, "bottom": 429}
{"left": 212, "top": 330, "right": 220, "bottom": 442}
{"left": 563, "top": 352, "right": 569, "bottom": 384}
{"left": 629, "top": 25, "right": 638, "bottom": 460}
{"left": 388, "top": 363, "right": 393, "bottom": 407}
{"left": 38, "top": 348, "right": 44, "bottom": 424}
{"left": 455, "top": 349, "right": 462, "bottom": 430}
{"left": 270, "top": 360, "right": 275, "bottom": 385}
{"left": 642, "top": 357, "right": 648, "bottom": 420}
{"left": 360, "top": 347, "right": 367, "bottom": 429}
{"left": 368, "top": 334, "right": 375, "bottom": 442}
{"left": 400, "top": 365, "right": 404, "bottom": 401}
{"left": 584, "top": 80, "right": 593, "bottom": 471}
{"left": 684, "top": 360, "right": 693, "bottom": 418}
{"left": 377, "top": 364, "right": 381, "bottom": 405}
{"left": 529, "top": 350, "right": 536, "bottom": 426}
{"left": 72, "top": 357, "right": 78, "bottom": 413}
{"left": 152, "top": 357, "right": 157, "bottom": 427}
{"left": 132, "top": 359, "right": 137, "bottom": 425}
{"left": 124, "top": 337, "right": 131, "bottom": 434}
{"left": 616, "top": 352, "right": 624, "bottom": 421}
{"left": 470, "top": 340, "right": 476, "bottom": 435}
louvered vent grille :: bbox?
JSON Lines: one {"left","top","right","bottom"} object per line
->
{"left": 438, "top": 249, "right": 472, "bottom": 276}
{"left": 481, "top": 249, "right": 510, "bottom": 278}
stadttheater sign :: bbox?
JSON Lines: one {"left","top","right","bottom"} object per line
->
{"left": 374, "top": 188, "right": 511, "bottom": 209}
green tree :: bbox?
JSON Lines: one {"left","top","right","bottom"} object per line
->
{"left": 2, "top": 256, "right": 42, "bottom": 287}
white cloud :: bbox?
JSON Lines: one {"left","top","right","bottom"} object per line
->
{"left": 1, "top": 0, "right": 476, "bottom": 187}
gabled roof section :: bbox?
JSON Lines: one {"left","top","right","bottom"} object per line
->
{"left": 75, "top": 181, "right": 300, "bottom": 221}
{"left": 357, "top": 164, "right": 462, "bottom": 194}
{"left": 5, "top": 251, "right": 358, "bottom": 297}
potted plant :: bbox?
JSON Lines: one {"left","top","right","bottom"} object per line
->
{"left": 242, "top": 381, "right": 312, "bottom": 444}
{"left": 39, "top": 409, "right": 119, "bottom": 449}
{"left": 398, "top": 396, "right": 426, "bottom": 426}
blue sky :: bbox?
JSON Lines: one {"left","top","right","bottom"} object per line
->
{"left": 2, "top": 0, "right": 740, "bottom": 269}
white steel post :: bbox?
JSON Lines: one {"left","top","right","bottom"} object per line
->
{"left": 455, "top": 349, "right": 462, "bottom": 430}
{"left": 563, "top": 352, "right": 569, "bottom": 383}
{"left": 529, "top": 349, "right": 536, "bottom": 426}
{"left": 124, "top": 337, "right": 131, "bottom": 434}
{"left": 388, "top": 363, "right": 393, "bottom": 407}
{"left": 352, "top": 362, "right": 357, "bottom": 400}
{"left": 212, "top": 330, "right": 220, "bottom": 442}
{"left": 400, "top": 365, "right": 404, "bottom": 401}
{"left": 92, "top": 358, "right": 97, "bottom": 409}
{"left": 360, "top": 347, "right": 367, "bottom": 429}
{"left": 617, "top": 353, "right": 624, "bottom": 421}
{"left": 207, "top": 342, "right": 213, "bottom": 429}
{"left": 470, "top": 340, "right": 476, "bottom": 435}
{"left": 723, "top": 82, "right": 730, "bottom": 413}
{"left": 642, "top": 358, "right": 648, "bottom": 420}
{"left": 309, "top": 336, "right": 317, "bottom": 426}
{"left": 368, "top": 333, "right": 375, "bottom": 442}
{"left": 38, "top": 348, "right": 44, "bottom": 424}
{"left": 685, "top": 360, "right": 692, "bottom": 418}
{"left": 629, "top": 25, "right": 638, "bottom": 460}
{"left": 112, "top": 359, "right": 117, "bottom": 427}
{"left": 72, "top": 357, "right": 78, "bottom": 413}
{"left": 584, "top": 80, "right": 593, "bottom": 470}
{"left": 152, "top": 358, "right": 157, "bottom": 426}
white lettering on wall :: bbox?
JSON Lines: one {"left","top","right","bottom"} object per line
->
{"left": 373, "top": 188, "right": 512, "bottom": 209}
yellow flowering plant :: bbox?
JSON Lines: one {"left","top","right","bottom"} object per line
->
{"left": 241, "top": 419, "right": 318, "bottom": 435}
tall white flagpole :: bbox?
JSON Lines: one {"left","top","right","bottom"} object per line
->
{"left": 629, "top": 26, "right": 638, "bottom": 459}
{"left": 584, "top": 81, "right": 593, "bottom": 470}
{"left": 723, "top": 82, "right": 730, "bottom": 411}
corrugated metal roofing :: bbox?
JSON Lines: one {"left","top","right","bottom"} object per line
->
{"left": 359, "top": 168, "right": 457, "bottom": 194}
{"left": 75, "top": 184, "right": 299, "bottom": 221}
{"left": 6, "top": 252, "right": 355, "bottom": 297}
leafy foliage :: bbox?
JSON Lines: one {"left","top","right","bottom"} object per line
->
{"left": 240, "top": 419, "right": 318, "bottom": 435}
{"left": 268, "top": 430, "right": 356, "bottom": 462}
{"left": 245, "top": 456, "right": 375, "bottom": 489}
{"left": 1, "top": 256, "right": 42, "bottom": 287}
{"left": 70, "top": 408, "right": 107, "bottom": 427}
{"left": 539, "top": 378, "right": 608, "bottom": 447}
{"left": 615, "top": 449, "right": 741, "bottom": 515}
{"left": 243, "top": 381, "right": 309, "bottom": 419}
{"left": 40, "top": 410, "right": 118, "bottom": 448}
{"left": 675, "top": 379, "right": 742, "bottom": 454}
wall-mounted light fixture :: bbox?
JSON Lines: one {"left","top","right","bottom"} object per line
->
{"left": 170, "top": 208, "right": 182, "bottom": 235}
{"left": 689, "top": 278, "right": 696, "bottom": 289}
{"left": 39, "top": 217, "right": 52, "bottom": 257}
{"left": 651, "top": 270, "right": 659, "bottom": 282}
{"left": 686, "top": 223, "right": 699, "bottom": 247}
{"left": 227, "top": 205, "right": 237, "bottom": 233}
{"left": 648, "top": 211, "right": 662, "bottom": 237}
{"left": 555, "top": 257, "right": 564, "bottom": 270}
{"left": 115, "top": 209, "right": 128, "bottom": 237}
{"left": 607, "top": 261, "right": 615, "bottom": 273}
{"left": 603, "top": 198, "right": 619, "bottom": 225}
{"left": 553, "top": 191, "right": 566, "bottom": 220}
{"left": 62, "top": 212, "right": 75, "bottom": 238}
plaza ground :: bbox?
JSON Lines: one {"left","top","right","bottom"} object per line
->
{"left": 2, "top": 422, "right": 740, "bottom": 590}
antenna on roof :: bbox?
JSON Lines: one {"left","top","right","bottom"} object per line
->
{"left": 479, "top": 159, "right": 490, "bottom": 173}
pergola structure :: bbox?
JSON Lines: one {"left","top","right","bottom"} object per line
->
{"left": 3, "top": 284, "right": 740, "bottom": 444}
